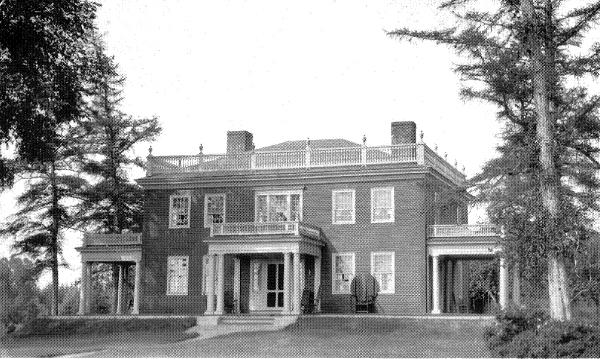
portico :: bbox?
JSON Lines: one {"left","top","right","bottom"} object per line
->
{"left": 205, "top": 222, "right": 324, "bottom": 315}
{"left": 427, "top": 225, "right": 516, "bottom": 314}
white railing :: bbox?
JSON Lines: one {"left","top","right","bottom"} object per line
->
{"left": 83, "top": 233, "right": 142, "bottom": 246}
{"left": 211, "top": 222, "right": 299, "bottom": 236}
{"left": 147, "top": 143, "right": 466, "bottom": 185}
{"left": 427, "top": 224, "right": 499, "bottom": 238}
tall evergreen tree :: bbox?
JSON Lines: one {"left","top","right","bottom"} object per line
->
{"left": 0, "top": 0, "right": 98, "bottom": 186}
{"left": 0, "top": 120, "right": 89, "bottom": 316}
{"left": 80, "top": 38, "right": 161, "bottom": 234}
{"left": 389, "top": 1, "right": 600, "bottom": 320}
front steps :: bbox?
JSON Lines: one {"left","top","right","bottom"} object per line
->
{"left": 186, "top": 315, "right": 298, "bottom": 340}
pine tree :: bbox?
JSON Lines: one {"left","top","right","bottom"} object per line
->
{"left": 389, "top": 1, "right": 600, "bottom": 320}
{"left": 80, "top": 38, "right": 161, "bottom": 234}
{"left": 0, "top": 120, "right": 89, "bottom": 316}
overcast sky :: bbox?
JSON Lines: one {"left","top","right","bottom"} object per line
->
{"left": 2, "top": 0, "right": 509, "bottom": 285}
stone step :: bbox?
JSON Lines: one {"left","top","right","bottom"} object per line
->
{"left": 219, "top": 316, "right": 276, "bottom": 325}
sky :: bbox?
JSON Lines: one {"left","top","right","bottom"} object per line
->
{"left": 1, "top": 0, "right": 510, "bottom": 285}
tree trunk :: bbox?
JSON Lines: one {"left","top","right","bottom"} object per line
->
{"left": 521, "top": 0, "right": 571, "bottom": 321}
{"left": 50, "top": 162, "right": 60, "bottom": 316}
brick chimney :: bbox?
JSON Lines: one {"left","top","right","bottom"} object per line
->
{"left": 391, "top": 121, "right": 416, "bottom": 145}
{"left": 226, "top": 130, "right": 254, "bottom": 153}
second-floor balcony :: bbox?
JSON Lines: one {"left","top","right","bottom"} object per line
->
{"left": 147, "top": 143, "right": 466, "bottom": 186}
{"left": 210, "top": 221, "right": 322, "bottom": 240}
{"left": 427, "top": 224, "right": 500, "bottom": 239}
{"left": 82, "top": 233, "right": 142, "bottom": 246}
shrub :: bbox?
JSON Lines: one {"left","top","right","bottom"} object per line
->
{"left": 485, "top": 307, "right": 549, "bottom": 354}
{"left": 486, "top": 309, "right": 600, "bottom": 357}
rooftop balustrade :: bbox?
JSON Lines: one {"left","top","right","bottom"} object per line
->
{"left": 83, "top": 233, "right": 142, "bottom": 246}
{"left": 146, "top": 143, "right": 466, "bottom": 185}
{"left": 210, "top": 221, "right": 323, "bottom": 241}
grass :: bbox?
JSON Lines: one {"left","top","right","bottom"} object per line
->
{"left": 0, "top": 317, "right": 198, "bottom": 357}
{"left": 85, "top": 316, "right": 492, "bottom": 357}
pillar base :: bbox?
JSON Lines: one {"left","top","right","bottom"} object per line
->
{"left": 431, "top": 309, "right": 441, "bottom": 315}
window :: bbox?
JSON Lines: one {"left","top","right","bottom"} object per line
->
{"left": 204, "top": 194, "right": 226, "bottom": 228}
{"left": 332, "top": 253, "right": 355, "bottom": 294}
{"left": 371, "top": 187, "right": 394, "bottom": 223}
{"left": 167, "top": 256, "right": 189, "bottom": 295}
{"left": 332, "top": 189, "right": 355, "bottom": 224}
{"left": 169, "top": 194, "right": 191, "bottom": 229}
{"left": 255, "top": 190, "right": 302, "bottom": 222}
{"left": 371, "top": 252, "right": 395, "bottom": 294}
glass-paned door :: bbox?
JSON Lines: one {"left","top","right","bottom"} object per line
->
{"left": 266, "top": 263, "right": 285, "bottom": 308}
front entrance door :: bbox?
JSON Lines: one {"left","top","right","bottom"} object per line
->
{"left": 266, "top": 263, "right": 284, "bottom": 308}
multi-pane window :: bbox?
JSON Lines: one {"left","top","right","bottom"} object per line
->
{"left": 332, "top": 189, "right": 355, "bottom": 224}
{"left": 371, "top": 187, "right": 394, "bottom": 223}
{"left": 169, "top": 194, "right": 191, "bottom": 228}
{"left": 332, "top": 253, "right": 355, "bottom": 294}
{"left": 371, "top": 252, "right": 395, "bottom": 294}
{"left": 204, "top": 194, "right": 226, "bottom": 228}
{"left": 255, "top": 191, "right": 302, "bottom": 222}
{"left": 167, "top": 256, "right": 189, "bottom": 295}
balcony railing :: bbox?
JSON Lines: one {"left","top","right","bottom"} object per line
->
{"left": 83, "top": 233, "right": 142, "bottom": 246}
{"left": 427, "top": 224, "right": 499, "bottom": 238}
{"left": 211, "top": 222, "right": 299, "bottom": 236}
{"left": 147, "top": 143, "right": 466, "bottom": 185}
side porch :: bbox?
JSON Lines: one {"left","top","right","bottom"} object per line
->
{"left": 428, "top": 224, "right": 518, "bottom": 315}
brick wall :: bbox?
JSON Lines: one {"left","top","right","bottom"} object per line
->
{"left": 140, "top": 173, "right": 437, "bottom": 315}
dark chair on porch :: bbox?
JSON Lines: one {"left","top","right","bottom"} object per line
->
{"left": 301, "top": 286, "right": 322, "bottom": 314}
{"left": 351, "top": 273, "right": 379, "bottom": 313}
{"left": 224, "top": 291, "right": 239, "bottom": 314}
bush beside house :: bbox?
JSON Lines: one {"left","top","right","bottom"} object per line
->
{"left": 486, "top": 309, "right": 600, "bottom": 357}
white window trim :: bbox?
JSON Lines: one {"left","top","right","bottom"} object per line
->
{"left": 169, "top": 194, "right": 191, "bottom": 229}
{"left": 204, "top": 193, "right": 226, "bottom": 228}
{"left": 370, "top": 187, "right": 395, "bottom": 223}
{"left": 254, "top": 189, "right": 303, "bottom": 222}
{"left": 331, "top": 252, "right": 355, "bottom": 294}
{"left": 371, "top": 251, "right": 395, "bottom": 294}
{"left": 166, "top": 256, "right": 189, "bottom": 296}
{"left": 332, "top": 189, "right": 355, "bottom": 224}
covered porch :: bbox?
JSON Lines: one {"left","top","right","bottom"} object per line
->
{"left": 76, "top": 233, "right": 143, "bottom": 315}
{"left": 428, "top": 224, "right": 519, "bottom": 315}
{"left": 205, "top": 222, "right": 324, "bottom": 315}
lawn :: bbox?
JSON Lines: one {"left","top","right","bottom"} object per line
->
{"left": 0, "top": 317, "right": 198, "bottom": 357}
{"left": 77, "top": 316, "right": 492, "bottom": 357}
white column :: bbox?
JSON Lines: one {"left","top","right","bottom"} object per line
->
{"left": 215, "top": 254, "right": 225, "bottom": 315}
{"left": 116, "top": 264, "right": 124, "bottom": 315}
{"left": 499, "top": 257, "right": 509, "bottom": 310}
{"left": 78, "top": 261, "right": 89, "bottom": 315}
{"left": 283, "top": 252, "right": 291, "bottom": 313}
{"left": 233, "top": 257, "right": 241, "bottom": 314}
{"left": 513, "top": 263, "right": 521, "bottom": 306}
{"left": 205, "top": 254, "right": 215, "bottom": 315}
{"left": 314, "top": 256, "right": 321, "bottom": 313}
{"left": 293, "top": 252, "right": 301, "bottom": 314}
{"left": 431, "top": 255, "right": 441, "bottom": 314}
{"left": 132, "top": 260, "right": 141, "bottom": 315}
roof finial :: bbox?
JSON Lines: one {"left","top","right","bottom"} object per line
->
{"left": 199, "top": 144, "right": 203, "bottom": 155}
{"left": 454, "top": 160, "right": 458, "bottom": 167}
{"left": 434, "top": 144, "right": 438, "bottom": 152}
{"left": 306, "top": 138, "right": 311, "bottom": 147}
{"left": 444, "top": 152, "right": 448, "bottom": 160}
{"left": 148, "top": 146, "right": 153, "bottom": 157}
{"left": 419, "top": 130, "right": 424, "bottom": 143}
{"left": 362, "top": 135, "right": 367, "bottom": 145}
